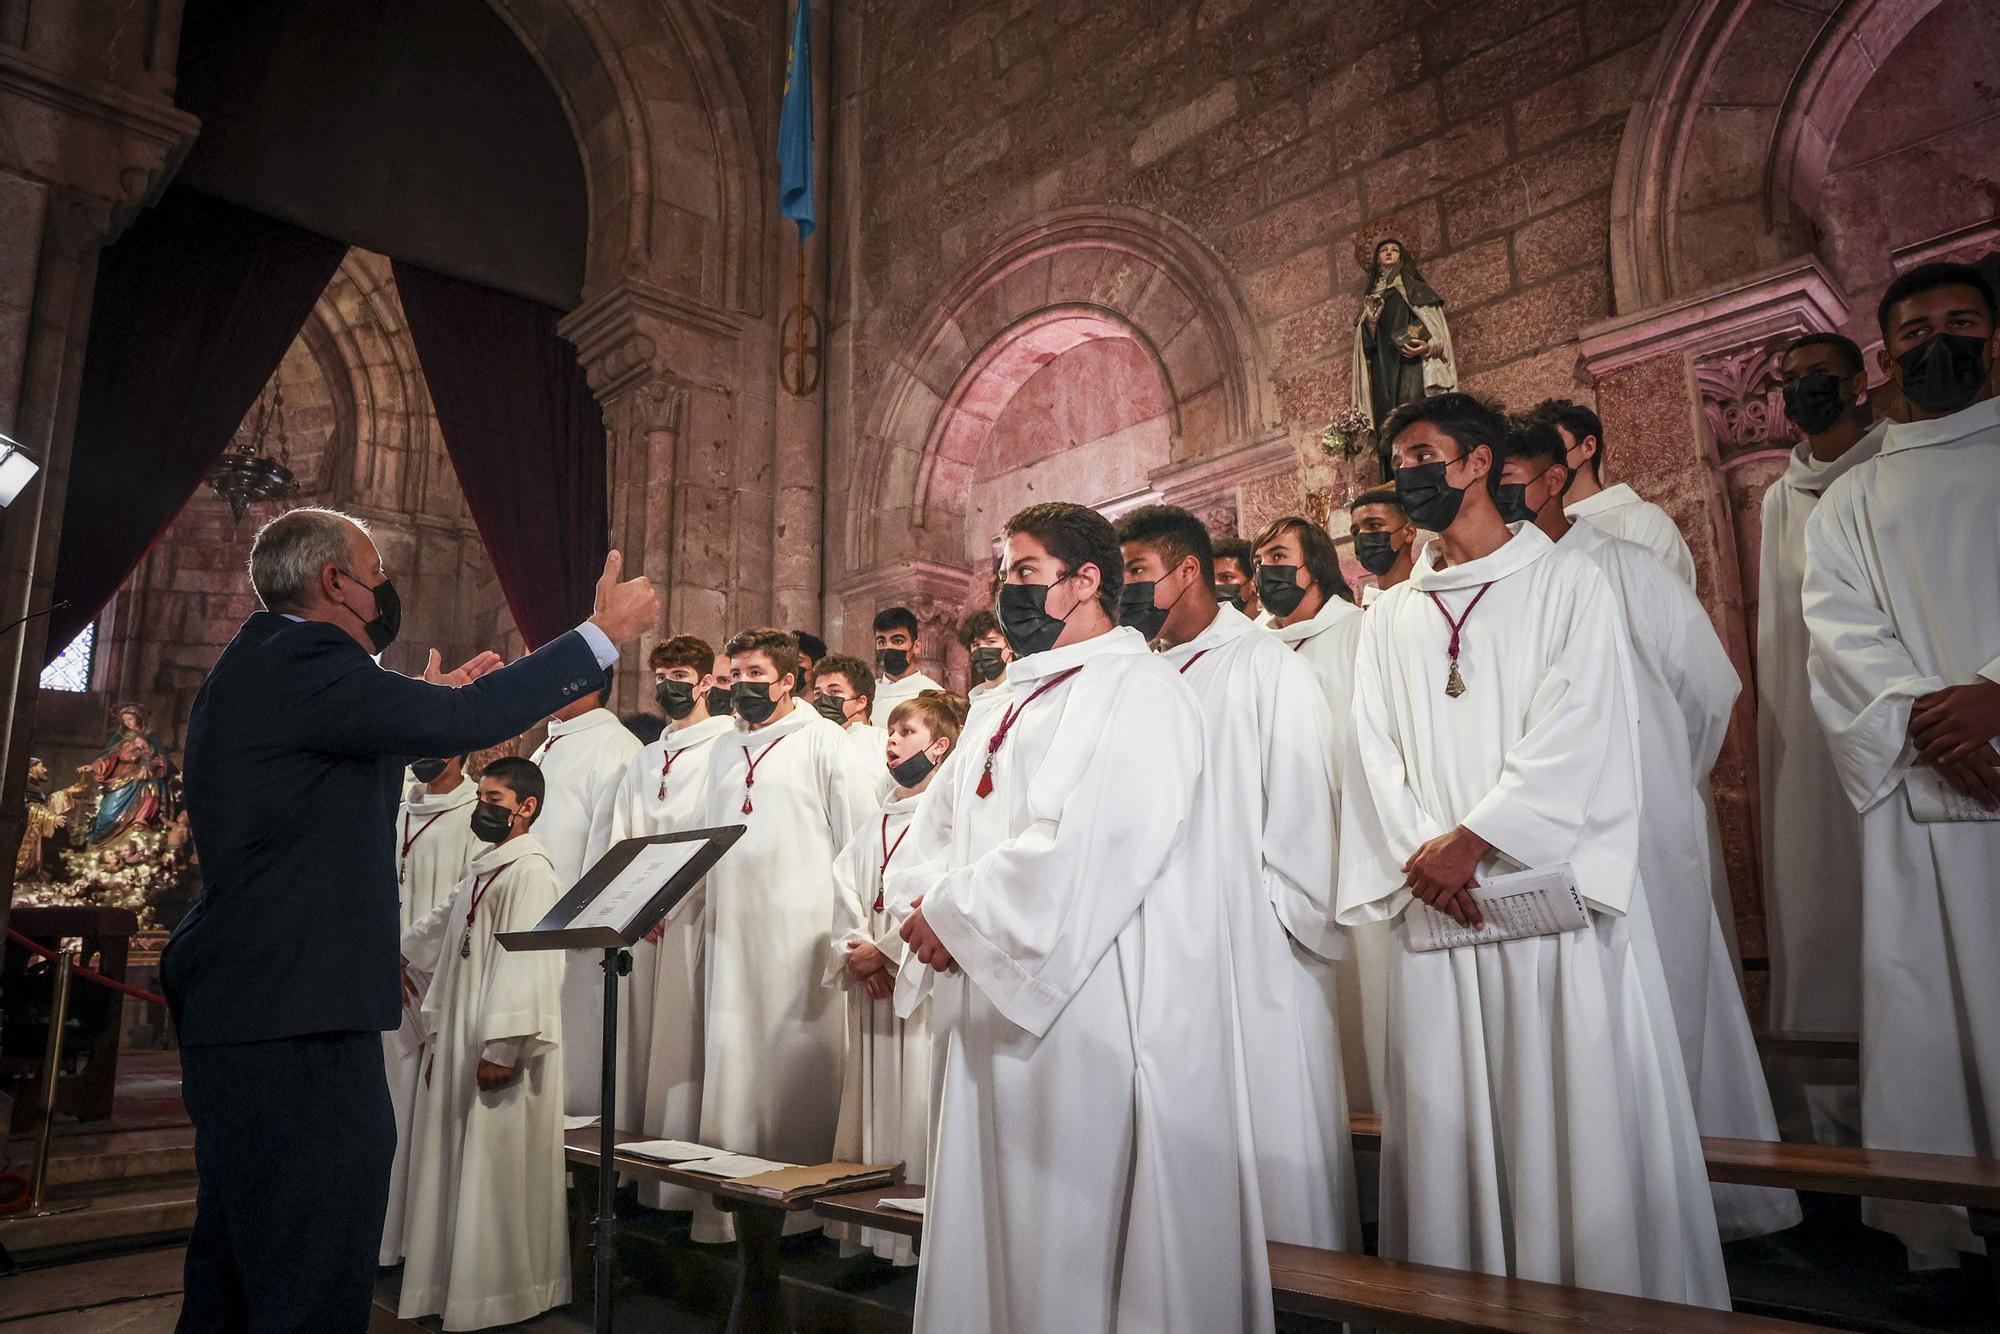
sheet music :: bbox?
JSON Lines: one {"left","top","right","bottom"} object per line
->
{"left": 393, "top": 963, "right": 431, "bottom": 1056}
{"left": 1905, "top": 765, "right": 2000, "bottom": 823}
{"left": 567, "top": 841, "right": 707, "bottom": 933}
{"left": 621, "top": 1139, "right": 727, "bottom": 1163}
{"left": 563, "top": 1115, "right": 600, "bottom": 1131}
{"left": 677, "top": 1153, "right": 798, "bottom": 1179}
{"left": 1406, "top": 864, "right": 1591, "bottom": 953}
{"left": 880, "top": 1196, "right": 927, "bottom": 1216}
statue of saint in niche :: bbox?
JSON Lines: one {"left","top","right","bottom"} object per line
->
{"left": 1350, "top": 235, "right": 1457, "bottom": 476}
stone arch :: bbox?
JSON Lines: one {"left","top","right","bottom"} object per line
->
{"left": 487, "top": 0, "right": 764, "bottom": 313}
{"left": 847, "top": 205, "right": 1272, "bottom": 570}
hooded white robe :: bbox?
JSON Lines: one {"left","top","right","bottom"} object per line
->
{"left": 692, "top": 705, "right": 877, "bottom": 1242}
{"left": 582, "top": 712, "right": 733, "bottom": 1208}
{"left": 883, "top": 627, "right": 1272, "bottom": 1334}
{"left": 1269, "top": 594, "right": 1389, "bottom": 1116}
{"left": 1338, "top": 525, "right": 1728, "bottom": 1307}
{"left": 1756, "top": 423, "right": 1884, "bottom": 1145}
{"left": 823, "top": 790, "right": 928, "bottom": 1265}
{"left": 1803, "top": 395, "right": 2000, "bottom": 1267}
{"left": 1565, "top": 482, "right": 1697, "bottom": 590}
{"left": 532, "top": 707, "right": 643, "bottom": 1117}
{"left": 1163, "top": 603, "right": 1359, "bottom": 1251}
{"left": 397, "top": 833, "right": 569, "bottom": 1330}
{"left": 381, "top": 776, "right": 482, "bottom": 1265}
{"left": 871, "top": 670, "right": 942, "bottom": 726}
{"left": 1560, "top": 521, "right": 1798, "bottom": 1240}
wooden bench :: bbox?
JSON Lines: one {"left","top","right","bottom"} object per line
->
{"left": 1753, "top": 1030, "right": 1860, "bottom": 1064}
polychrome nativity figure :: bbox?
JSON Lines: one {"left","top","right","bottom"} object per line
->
{"left": 1350, "top": 235, "right": 1457, "bottom": 477}
{"left": 78, "top": 703, "right": 179, "bottom": 851}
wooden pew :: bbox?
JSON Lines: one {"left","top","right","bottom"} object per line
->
{"left": 1753, "top": 1030, "right": 1860, "bottom": 1064}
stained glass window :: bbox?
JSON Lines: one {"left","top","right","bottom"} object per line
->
{"left": 39, "top": 622, "right": 94, "bottom": 693}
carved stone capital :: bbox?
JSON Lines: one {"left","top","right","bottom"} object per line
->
{"left": 1577, "top": 255, "right": 1850, "bottom": 381}
{"left": 559, "top": 278, "right": 743, "bottom": 403}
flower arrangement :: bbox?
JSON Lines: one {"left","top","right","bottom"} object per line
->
{"left": 1318, "top": 406, "right": 1372, "bottom": 459}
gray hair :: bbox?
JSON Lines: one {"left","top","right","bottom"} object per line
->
{"left": 249, "top": 507, "right": 370, "bottom": 612}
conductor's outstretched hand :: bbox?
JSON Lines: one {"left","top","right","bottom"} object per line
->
{"left": 589, "top": 549, "right": 661, "bottom": 643}
{"left": 425, "top": 649, "right": 504, "bottom": 686}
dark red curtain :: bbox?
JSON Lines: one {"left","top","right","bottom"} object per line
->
{"left": 391, "top": 259, "right": 607, "bottom": 650}
{"left": 46, "top": 188, "right": 348, "bottom": 662}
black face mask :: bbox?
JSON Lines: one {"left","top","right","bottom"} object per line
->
{"left": 1352, "top": 531, "right": 1400, "bottom": 577}
{"left": 1782, "top": 370, "right": 1852, "bottom": 436}
{"left": 705, "top": 686, "right": 733, "bottom": 717}
{"left": 1493, "top": 483, "right": 1538, "bottom": 526}
{"left": 814, "top": 694, "right": 852, "bottom": 725}
{"left": 969, "top": 646, "right": 1007, "bottom": 682}
{"left": 1213, "top": 583, "right": 1245, "bottom": 611}
{"left": 337, "top": 569, "right": 401, "bottom": 654}
{"left": 1394, "top": 459, "right": 1469, "bottom": 532}
{"left": 731, "top": 680, "right": 780, "bottom": 724}
{"left": 997, "top": 578, "right": 1076, "bottom": 658}
{"left": 888, "top": 748, "right": 938, "bottom": 789}
{"left": 469, "top": 801, "right": 515, "bottom": 845}
{"left": 1257, "top": 563, "right": 1308, "bottom": 618}
{"left": 876, "top": 647, "right": 911, "bottom": 678}
{"left": 654, "top": 679, "right": 697, "bottom": 720}
{"left": 1897, "top": 332, "right": 1990, "bottom": 416}
{"left": 410, "top": 758, "right": 449, "bottom": 785}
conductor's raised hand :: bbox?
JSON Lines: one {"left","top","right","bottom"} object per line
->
{"left": 589, "top": 549, "right": 661, "bottom": 644}
{"left": 424, "top": 648, "right": 505, "bottom": 687}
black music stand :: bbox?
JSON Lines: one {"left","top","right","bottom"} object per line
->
{"left": 498, "top": 823, "right": 745, "bottom": 1334}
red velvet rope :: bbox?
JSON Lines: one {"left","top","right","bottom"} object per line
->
{"left": 6, "top": 928, "right": 168, "bottom": 1006}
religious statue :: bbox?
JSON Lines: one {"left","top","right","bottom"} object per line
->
{"left": 77, "top": 703, "right": 178, "bottom": 851}
{"left": 15, "top": 757, "right": 76, "bottom": 882}
{"left": 1350, "top": 234, "right": 1458, "bottom": 477}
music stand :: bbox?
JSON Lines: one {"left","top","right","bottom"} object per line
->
{"left": 498, "top": 823, "right": 745, "bottom": 1334}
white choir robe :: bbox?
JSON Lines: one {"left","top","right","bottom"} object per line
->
{"left": 883, "top": 627, "right": 1272, "bottom": 1334}
{"left": 532, "top": 707, "right": 643, "bottom": 1117}
{"left": 843, "top": 721, "right": 895, "bottom": 801}
{"left": 381, "top": 777, "right": 482, "bottom": 1265}
{"left": 870, "top": 670, "right": 942, "bottom": 726}
{"left": 1756, "top": 424, "right": 1884, "bottom": 1145}
{"left": 1270, "top": 595, "right": 1389, "bottom": 1117}
{"left": 397, "top": 834, "right": 569, "bottom": 1330}
{"left": 1339, "top": 525, "right": 1728, "bottom": 1307}
{"left": 823, "top": 791, "right": 929, "bottom": 1266}
{"left": 692, "top": 706, "right": 878, "bottom": 1242}
{"left": 1561, "top": 521, "right": 1798, "bottom": 1240}
{"left": 581, "top": 713, "right": 733, "bottom": 1208}
{"left": 1164, "top": 603, "right": 1359, "bottom": 1251}
{"left": 1566, "top": 481, "right": 1697, "bottom": 589}
{"left": 1803, "top": 396, "right": 2000, "bottom": 1267}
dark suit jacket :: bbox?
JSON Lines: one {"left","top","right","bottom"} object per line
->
{"left": 163, "top": 612, "right": 605, "bottom": 1047}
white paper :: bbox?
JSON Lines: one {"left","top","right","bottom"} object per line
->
{"left": 879, "top": 1196, "right": 927, "bottom": 1216}
{"left": 620, "top": 1139, "right": 728, "bottom": 1163}
{"left": 1904, "top": 765, "right": 2000, "bottom": 823}
{"left": 563, "top": 1115, "right": 600, "bottom": 1131}
{"left": 676, "top": 1153, "right": 799, "bottom": 1179}
{"left": 394, "top": 964, "right": 431, "bottom": 1056}
{"left": 567, "top": 840, "right": 707, "bottom": 933}
{"left": 1406, "top": 863, "right": 1591, "bottom": 953}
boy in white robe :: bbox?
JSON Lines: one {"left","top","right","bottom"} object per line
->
{"left": 693, "top": 627, "right": 878, "bottom": 1242}
{"left": 870, "top": 606, "right": 942, "bottom": 724}
{"left": 1803, "top": 262, "right": 2000, "bottom": 1270}
{"left": 531, "top": 670, "right": 644, "bottom": 1116}
{"left": 1342, "top": 393, "right": 1727, "bottom": 1307}
{"left": 824, "top": 688, "right": 967, "bottom": 1268}
{"left": 1758, "top": 332, "right": 1884, "bottom": 1145}
{"left": 1536, "top": 397, "right": 1698, "bottom": 589}
{"left": 812, "top": 653, "right": 893, "bottom": 791}
{"left": 1253, "top": 513, "right": 1385, "bottom": 1116}
{"left": 398, "top": 758, "right": 569, "bottom": 1329}
{"left": 1213, "top": 536, "right": 1262, "bottom": 619}
{"left": 381, "top": 753, "right": 481, "bottom": 1265}
{"left": 1118, "top": 503, "right": 1359, "bottom": 1252}
{"left": 1499, "top": 419, "right": 1799, "bottom": 1241}
{"left": 1348, "top": 484, "right": 1420, "bottom": 606}
{"left": 581, "top": 638, "right": 732, "bottom": 1204}
{"left": 958, "top": 608, "right": 1011, "bottom": 699}
{"left": 888, "top": 501, "right": 1271, "bottom": 1334}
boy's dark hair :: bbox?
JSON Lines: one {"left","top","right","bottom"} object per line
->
{"left": 1003, "top": 502, "right": 1124, "bottom": 617}
{"left": 1527, "top": 397, "right": 1604, "bottom": 484}
{"left": 1114, "top": 503, "right": 1216, "bottom": 584}
{"left": 815, "top": 653, "right": 876, "bottom": 705}
{"left": 723, "top": 627, "right": 801, "bottom": 685}
{"left": 620, "top": 711, "right": 665, "bottom": 745}
{"left": 650, "top": 634, "right": 716, "bottom": 677}
{"left": 1499, "top": 414, "right": 1567, "bottom": 470}
{"left": 1252, "top": 515, "right": 1353, "bottom": 605}
{"left": 1348, "top": 484, "right": 1408, "bottom": 519}
{"left": 792, "top": 630, "right": 828, "bottom": 664}
{"left": 872, "top": 606, "right": 920, "bottom": 639}
{"left": 957, "top": 608, "right": 1002, "bottom": 648}
{"left": 1211, "top": 536, "right": 1255, "bottom": 576}
{"left": 1877, "top": 261, "right": 1998, "bottom": 342}
{"left": 1783, "top": 331, "right": 1865, "bottom": 378}
{"left": 482, "top": 755, "right": 546, "bottom": 822}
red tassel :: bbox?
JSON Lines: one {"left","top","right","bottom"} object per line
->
{"left": 976, "top": 761, "right": 994, "bottom": 799}
{"left": 741, "top": 796, "right": 753, "bottom": 815}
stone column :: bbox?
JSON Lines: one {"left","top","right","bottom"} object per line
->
{"left": 1577, "top": 256, "right": 1851, "bottom": 984}
{"left": 0, "top": 28, "right": 198, "bottom": 928}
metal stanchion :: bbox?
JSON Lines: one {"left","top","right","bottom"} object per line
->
{"left": 14, "top": 947, "right": 87, "bottom": 1220}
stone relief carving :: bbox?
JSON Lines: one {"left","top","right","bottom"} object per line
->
{"left": 1696, "top": 339, "right": 1804, "bottom": 460}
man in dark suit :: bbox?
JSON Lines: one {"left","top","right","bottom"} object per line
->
{"left": 162, "top": 507, "right": 658, "bottom": 1332}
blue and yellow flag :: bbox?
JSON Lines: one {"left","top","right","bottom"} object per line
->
{"left": 777, "top": 1, "right": 815, "bottom": 244}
